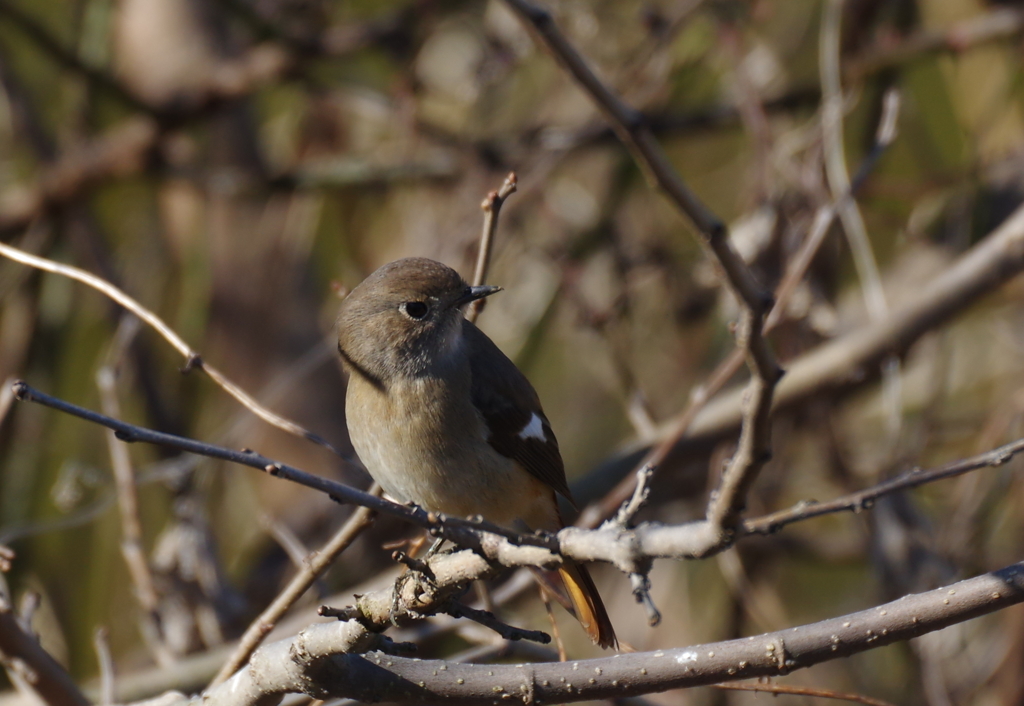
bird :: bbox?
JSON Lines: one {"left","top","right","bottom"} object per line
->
{"left": 336, "top": 257, "right": 616, "bottom": 649}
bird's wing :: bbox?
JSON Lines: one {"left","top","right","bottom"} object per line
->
{"left": 464, "top": 320, "right": 575, "bottom": 506}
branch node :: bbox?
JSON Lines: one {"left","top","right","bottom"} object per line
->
{"left": 481, "top": 190, "right": 499, "bottom": 212}
{"left": 11, "top": 380, "right": 28, "bottom": 401}
{"left": 391, "top": 551, "right": 433, "bottom": 578}
{"left": 608, "top": 464, "right": 655, "bottom": 529}
{"left": 180, "top": 352, "right": 203, "bottom": 374}
{"left": 318, "top": 604, "right": 361, "bottom": 621}
{"left": 706, "top": 219, "right": 728, "bottom": 242}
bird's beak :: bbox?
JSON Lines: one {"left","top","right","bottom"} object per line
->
{"left": 454, "top": 285, "right": 502, "bottom": 308}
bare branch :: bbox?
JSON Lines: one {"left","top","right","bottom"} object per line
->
{"left": 443, "top": 602, "right": 551, "bottom": 644}
{"left": 0, "top": 240, "right": 343, "bottom": 456}
{"left": 821, "top": 0, "right": 888, "bottom": 325}
{"left": 845, "top": 6, "right": 1024, "bottom": 80}
{"left": 467, "top": 172, "right": 517, "bottom": 324}
{"left": 578, "top": 77, "right": 902, "bottom": 533}
{"left": 503, "top": 0, "right": 781, "bottom": 549}
{"left": 821, "top": 0, "right": 903, "bottom": 444}
{"left": 744, "top": 435, "right": 1024, "bottom": 535}
{"left": 96, "top": 317, "right": 172, "bottom": 667}
{"left": 186, "top": 558, "right": 1024, "bottom": 705}
{"left": 209, "top": 495, "right": 378, "bottom": 687}
{"left": 608, "top": 465, "right": 654, "bottom": 529}
{"left": 19, "top": 378, "right": 1024, "bottom": 591}
{"left": 9, "top": 381, "right": 561, "bottom": 560}
{"left": 502, "top": 1, "right": 760, "bottom": 302}
{"left": 0, "top": 594, "right": 90, "bottom": 706}
{"left": 602, "top": 198, "right": 1024, "bottom": 479}
{"left": 628, "top": 572, "right": 661, "bottom": 628}
{"left": 715, "top": 680, "right": 898, "bottom": 706}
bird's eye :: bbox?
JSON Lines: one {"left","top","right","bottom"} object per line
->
{"left": 402, "top": 301, "right": 429, "bottom": 320}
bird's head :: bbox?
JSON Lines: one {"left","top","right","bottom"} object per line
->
{"left": 336, "top": 257, "right": 500, "bottom": 384}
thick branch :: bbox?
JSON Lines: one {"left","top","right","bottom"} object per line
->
{"left": 190, "top": 559, "right": 1024, "bottom": 705}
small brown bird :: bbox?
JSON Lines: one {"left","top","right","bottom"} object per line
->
{"left": 337, "top": 257, "right": 615, "bottom": 648}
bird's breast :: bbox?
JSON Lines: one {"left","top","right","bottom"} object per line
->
{"left": 345, "top": 374, "right": 557, "bottom": 530}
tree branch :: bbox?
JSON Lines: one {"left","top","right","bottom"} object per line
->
{"left": 0, "top": 239, "right": 343, "bottom": 456}
{"left": 0, "top": 594, "right": 90, "bottom": 706}
{"left": 743, "top": 435, "right": 1024, "bottom": 535}
{"left": 15, "top": 379, "right": 1024, "bottom": 583}
{"left": 503, "top": 0, "right": 781, "bottom": 553}
{"left": 187, "top": 558, "right": 1024, "bottom": 705}
{"left": 208, "top": 491, "right": 378, "bottom": 687}
{"left": 467, "top": 172, "right": 517, "bottom": 324}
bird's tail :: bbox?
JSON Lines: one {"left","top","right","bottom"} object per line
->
{"left": 558, "top": 561, "right": 617, "bottom": 649}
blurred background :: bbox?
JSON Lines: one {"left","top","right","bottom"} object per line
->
{"left": 1, "top": 0, "right": 1024, "bottom": 703}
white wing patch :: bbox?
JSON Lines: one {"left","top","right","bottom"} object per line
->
{"left": 519, "top": 412, "right": 546, "bottom": 442}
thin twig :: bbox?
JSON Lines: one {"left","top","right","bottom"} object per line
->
{"left": 9, "top": 381, "right": 559, "bottom": 555}
{"left": 576, "top": 89, "right": 900, "bottom": 529}
{"left": 261, "top": 516, "right": 313, "bottom": 570}
{"left": 609, "top": 465, "right": 654, "bottom": 529}
{"left": 743, "top": 435, "right": 1024, "bottom": 535}
{"left": 540, "top": 587, "right": 567, "bottom": 661}
{"left": 20, "top": 378, "right": 1024, "bottom": 589}
{"left": 467, "top": 172, "right": 517, "bottom": 324}
{"left": 209, "top": 493, "right": 379, "bottom": 686}
{"left": 504, "top": 0, "right": 780, "bottom": 546}
{"left": 821, "top": 0, "right": 887, "bottom": 325}
{"left": 845, "top": 6, "right": 1024, "bottom": 80}
{"left": 628, "top": 571, "right": 661, "bottom": 627}
{"left": 96, "top": 316, "right": 173, "bottom": 668}
{"left": 0, "top": 239, "right": 343, "bottom": 456}
{"left": 445, "top": 602, "right": 551, "bottom": 644}
{"left": 502, "top": 1, "right": 757, "bottom": 297}
{"left": 715, "top": 680, "right": 897, "bottom": 706}
{"left": 821, "top": 0, "right": 902, "bottom": 443}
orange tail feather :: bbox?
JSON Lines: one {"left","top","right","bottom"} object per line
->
{"left": 557, "top": 562, "right": 617, "bottom": 649}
